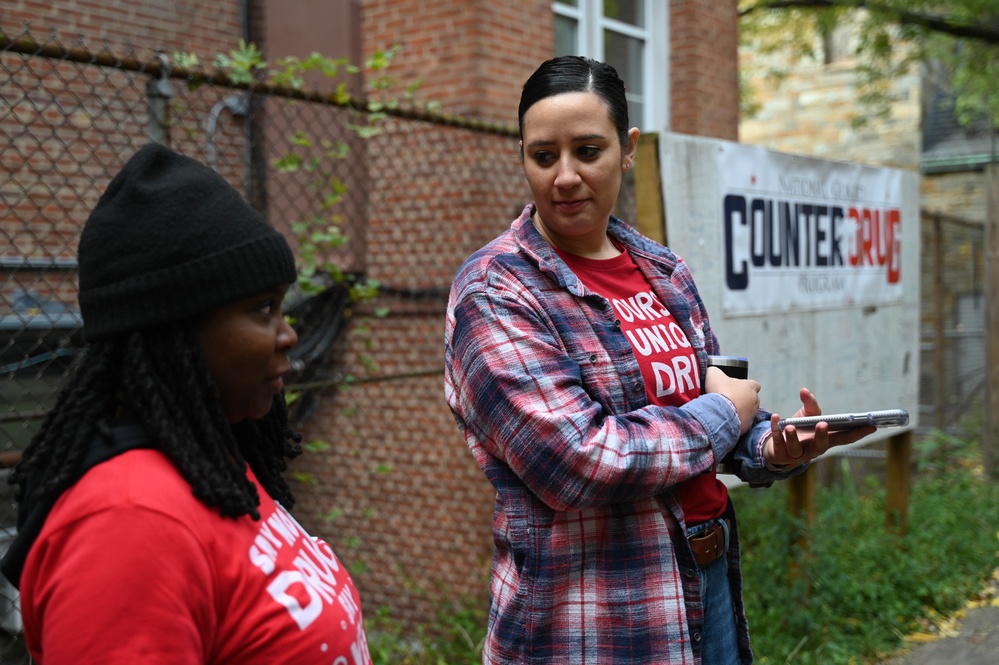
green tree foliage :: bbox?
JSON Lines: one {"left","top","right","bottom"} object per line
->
{"left": 740, "top": 0, "right": 999, "bottom": 128}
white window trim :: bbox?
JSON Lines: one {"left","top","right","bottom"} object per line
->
{"left": 552, "top": 0, "right": 670, "bottom": 132}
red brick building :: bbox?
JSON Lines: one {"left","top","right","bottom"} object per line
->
{"left": 1, "top": 0, "right": 740, "bottom": 630}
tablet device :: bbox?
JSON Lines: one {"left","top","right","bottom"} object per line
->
{"left": 777, "top": 409, "right": 909, "bottom": 431}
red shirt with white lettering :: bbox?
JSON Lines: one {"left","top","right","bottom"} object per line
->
{"left": 20, "top": 448, "right": 370, "bottom": 665}
{"left": 557, "top": 245, "right": 728, "bottom": 525}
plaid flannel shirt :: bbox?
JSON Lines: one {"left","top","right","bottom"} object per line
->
{"left": 445, "top": 204, "right": 788, "bottom": 665}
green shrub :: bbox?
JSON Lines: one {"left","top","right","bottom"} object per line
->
{"left": 738, "top": 436, "right": 999, "bottom": 664}
{"left": 366, "top": 593, "right": 487, "bottom": 664}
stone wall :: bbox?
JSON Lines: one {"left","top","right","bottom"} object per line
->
{"left": 739, "top": 28, "right": 987, "bottom": 224}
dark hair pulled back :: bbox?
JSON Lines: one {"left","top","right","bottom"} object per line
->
{"left": 518, "top": 55, "right": 630, "bottom": 147}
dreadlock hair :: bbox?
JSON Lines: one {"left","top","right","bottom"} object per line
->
{"left": 10, "top": 322, "right": 302, "bottom": 521}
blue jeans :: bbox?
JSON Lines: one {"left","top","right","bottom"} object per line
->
{"left": 689, "top": 518, "right": 740, "bottom": 665}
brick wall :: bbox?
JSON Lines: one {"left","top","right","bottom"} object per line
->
{"left": 360, "top": 0, "right": 552, "bottom": 124}
{"left": 671, "top": 0, "right": 740, "bottom": 140}
{"left": 288, "top": 118, "right": 529, "bottom": 623}
{"left": 323, "top": 0, "right": 554, "bottom": 625}
{"left": 4, "top": 0, "right": 246, "bottom": 61}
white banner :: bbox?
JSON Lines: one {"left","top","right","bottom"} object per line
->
{"left": 717, "top": 143, "right": 906, "bottom": 316}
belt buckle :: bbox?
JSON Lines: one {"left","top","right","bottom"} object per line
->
{"left": 688, "top": 519, "right": 726, "bottom": 567}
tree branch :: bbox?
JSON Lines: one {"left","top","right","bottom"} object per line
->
{"left": 740, "top": 0, "right": 999, "bottom": 45}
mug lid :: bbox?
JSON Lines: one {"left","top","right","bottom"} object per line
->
{"left": 706, "top": 355, "right": 749, "bottom": 369}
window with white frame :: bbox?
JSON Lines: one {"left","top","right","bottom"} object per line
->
{"left": 553, "top": 0, "right": 668, "bottom": 131}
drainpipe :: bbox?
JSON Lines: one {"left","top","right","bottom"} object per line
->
{"left": 239, "top": 0, "right": 268, "bottom": 211}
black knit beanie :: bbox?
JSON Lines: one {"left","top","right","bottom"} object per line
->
{"left": 78, "top": 143, "right": 297, "bottom": 341}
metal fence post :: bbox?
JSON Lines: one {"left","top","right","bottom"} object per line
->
{"left": 933, "top": 214, "right": 946, "bottom": 430}
{"left": 985, "top": 164, "right": 999, "bottom": 480}
{"left": 146, "top": 52, "right": 174, "bottom": 147}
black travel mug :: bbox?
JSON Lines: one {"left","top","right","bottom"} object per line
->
{"left": 707, "top": 355, "right": 749, "bottom": 476}
{"left": 706, "top": 355, "right": 749, "bottom": 379}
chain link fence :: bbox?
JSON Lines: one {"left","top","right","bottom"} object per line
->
{"left": 919, "top": 210, "right": 987, "bottom": 433}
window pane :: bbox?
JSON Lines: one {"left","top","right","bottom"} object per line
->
{"left": 604, "top": 30, "right": 643, "bottom": 95}
{"left": 555, "top": 15, "right": 578, "bottom": 56}
{"left": 626, "top": 99, "right": 644, "bottom": 130}
{"left": 603, "top": 0, "right": 643, "bottom": 27}
{"left": 555, "top": 0, "right": 579, "bottom": 6}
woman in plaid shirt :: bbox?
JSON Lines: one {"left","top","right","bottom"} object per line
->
{"left": 444, "top": 56, "right": 874, "bottom": 665}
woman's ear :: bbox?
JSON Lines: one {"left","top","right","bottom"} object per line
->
{"left": 519, "top": 140, "right": 524, "bottom": 161}
{"left": 624, "top": 127, "right": 640, "bottom": 163}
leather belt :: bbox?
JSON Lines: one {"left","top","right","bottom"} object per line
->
{"left": 687, "top": 519, "right": 730, "bottom": 567}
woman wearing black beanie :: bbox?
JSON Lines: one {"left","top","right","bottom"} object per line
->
{"left": 2, "top": 143, "right": 372, "bottom": 664}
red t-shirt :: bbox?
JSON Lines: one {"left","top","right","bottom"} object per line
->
{"left": 21, "top": 449, "right": 371, "bottom": 665}
{"left": 557, "top": 245, "right": 728, "bottom": 525}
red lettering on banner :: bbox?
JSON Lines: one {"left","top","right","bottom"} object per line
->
{"left": 848, "top": 206, "right": 901, "bottom": 283}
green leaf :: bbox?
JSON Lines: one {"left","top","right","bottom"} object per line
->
{"left": 290, "top": 471, "right": 317, "bottom": 485}
{"left": 173, "top": 51, "right": 201, "bottom": 69}
{"left": 303, "top": 439, "right": 331, "bottom": 453}
{"left": 272, "top": 153, "right": 303, "bottom": 173}
{"left": 291, "top": 131, "right": 314, "bottom": 147}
